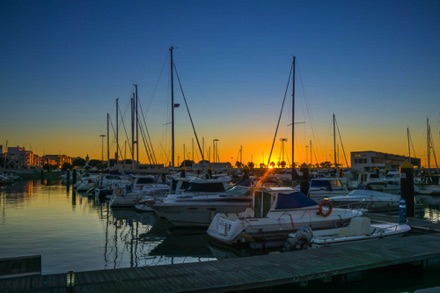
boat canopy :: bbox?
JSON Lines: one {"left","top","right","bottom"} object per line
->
{"left": 276, "top": 192, "right": 318, "bottom": 209}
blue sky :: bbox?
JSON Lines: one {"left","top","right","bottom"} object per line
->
{"left": 1, "top": 0, "right": 439, "bottom": 167}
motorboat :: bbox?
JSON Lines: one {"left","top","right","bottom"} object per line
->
{"left": 325, "top": 189, "right": 401, "bottom": 212}
{"left": 207, "top": 186, "right": 362, "bottom": 248}
{"left": 360, "top": 171, "right": 401, "bottom": 194}
{"left": 109, "top": 174, "right": 169, "bottom": 208}
{"left": 308, "top": 177, "right": 349, "bottom": 201}
{"left": 75, "top": 174, "right": 101, "bottom": 192}
{"left": 0, "top": 174, "right": 14, "bottom": 185}
{"left": 283, "top": 217, "right": 411, "bottom": 250}
{"left": 133, "top": 173, "right": 196, "bottom": 212}
{"left": 150, "top": 179, "right": 253, "bottom": 226}
{"left": 415, "top": 181, "right": 440, "bottom": 196}
{"left": 90, "top": 173, "right": 132, "bottom": 199}
{"left": 347, "top": 171, "right": 383, "bottom": 190}
{"left": 113, "top": 172, "right": 232, "bottom": 209}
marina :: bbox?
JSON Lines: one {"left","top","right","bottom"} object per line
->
{"left": 1, "top": 179, "right": 440, "bottom": 292}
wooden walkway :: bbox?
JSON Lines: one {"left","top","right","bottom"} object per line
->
{"left": 1, "top": 233, "right": 440, "bottom": 292}
{"left": 0, "top": 255, "right": 41, "bottom": 280}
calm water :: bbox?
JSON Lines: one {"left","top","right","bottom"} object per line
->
{"left": 1, "top": 179, "right": 440, "bottom": 292}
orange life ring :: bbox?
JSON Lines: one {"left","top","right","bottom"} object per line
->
{"left": 115, "top": 188, "right": 124, "bottom": 196}
{"left": 318, "top": 200, "right": 333, "bottom": 217}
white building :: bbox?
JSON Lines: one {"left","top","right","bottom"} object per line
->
{"left": 351, "top": 151, "right": 420, "bottom": 171}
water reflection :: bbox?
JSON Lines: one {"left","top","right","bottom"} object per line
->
{"left": 2, "top": 179, "right": 440, "bottom": 287}
{"left": 416, "top": 195, "right": 440, "bottom": 222}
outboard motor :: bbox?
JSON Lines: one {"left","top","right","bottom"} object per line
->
{"left": 282, "top": 226, "right": 313, "bottom": 252}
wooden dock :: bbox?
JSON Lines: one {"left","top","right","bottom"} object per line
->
{"left": 1, "top": 233, "right": 440, "bottom": 292}
{"left": 0, "top": 255, "right": 41, "bottom": 280}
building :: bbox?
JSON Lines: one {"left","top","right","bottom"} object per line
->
{"left": 42, "top": 154, "right": 72, "bottom": 168}
{"left": 351, "top": 151, "right": 421, "bottom": 171}
{"left": 6, "top": 146, "right": 27, "bottom": 168}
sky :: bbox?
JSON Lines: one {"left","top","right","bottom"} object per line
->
{"left": 1, "top": 0, "right": 440, "bottom": 168}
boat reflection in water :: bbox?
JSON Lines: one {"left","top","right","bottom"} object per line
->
{"left": 2, "top": 180, "right": 440, "bottom": 292}
{"left": 416, "top": 194, "right": 440, "bottom": 222}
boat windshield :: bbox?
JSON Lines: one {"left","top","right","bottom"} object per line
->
{"left": 223, "top": 185, "right": 251, "bottom": 196}
{"left": 276, "top": 192, "right": 318, "bottom": 209}
{"left": 185, "top": 182, "right": 225, "bottom": 192}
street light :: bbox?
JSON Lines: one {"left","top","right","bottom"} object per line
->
{"left": 305, "top": 145, "right": 309, "bottom": 165}
{"left": 213, "top": 139, "right": 219, "bottom": 163}
{"left": 100, "top": 134, "right": 106, "bottom": 163}
{"left": 280, "top": 138, "right": 288, "bottom": 163}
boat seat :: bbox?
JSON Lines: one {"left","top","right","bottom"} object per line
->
{"left": 339, "top": 217, "right": 371, "bottom": 237}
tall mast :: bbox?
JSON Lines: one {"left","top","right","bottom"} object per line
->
{"left": 333, "top": 113, "right": 337, "bottom": 170}
{"left": 240, "top": 145, "right": 243, "bottom": 167}
{"left": 291, "top": 56, "right": 296, "bottom": 180}
{"left": 131, "top": 92, "right": 135, "bottom": 169}
{"left": 116, "top": 98, "right": 119, "bottom": 166}
{"left": 427, "top": 117, "right": 431, "bottom": 172}
{"left": 134, "top": 84, "right": 139, "bottom": 169}
{"left": 170, "top": 46, "right": 175, "bottom": 168}
{"left": 107, "top": 113, "right": 110, "bottom": 169}
{"left": 407, "top": 127, "right": 410, "bottom": 160}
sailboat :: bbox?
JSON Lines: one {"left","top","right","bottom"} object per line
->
{"left": 207, "top": 57, "right": 362, "bottom": 248}
{"left": 415, "top": 118, "right": 440, "bottom": 195}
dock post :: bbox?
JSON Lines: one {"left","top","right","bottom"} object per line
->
{"left": 66, "top": 170, "right": 70, "bottom": 185}
{"left": 72, "top": 169, "right": 77, "bottom": 185}
{"left": 181, "top": 168, "right": 186, "bottom": 178}
{"left": 300, "top": 163, "right": 309, "bottom": 195}
{"left": 399, "top": 160, "right": 414, "bottom": 217}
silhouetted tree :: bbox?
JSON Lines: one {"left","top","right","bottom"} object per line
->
{"left": 180, "top": 160, "right": 195, "bottom": 168}
{"left": 320, "top": 161, "right": 332, "bottom": 168}
{"left": 72, "top": 158, "right": 86, "bottom": 167}
{"left": 62, "top": 162, "right": 73, "bottom": 171}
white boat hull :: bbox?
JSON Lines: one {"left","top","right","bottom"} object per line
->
{"left": 310, "top": 223, "right": 410, "bottom": 247}
{"left": 207, "top": 206, "right": 362, "bottom": 247}
{"left": 151, "top": 200, "right": 251, "bottom": 227}
{"left": 327, "top": 189, "right": 401, "bottom": 211}
{"left": 415, "top": 184, "right": 440, "bottom": 195}
{"left": 284, "top": 217, "right": 411, "bottom": 249}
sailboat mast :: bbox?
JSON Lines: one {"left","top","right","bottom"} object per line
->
{"left": 116, "top": 98, "right": 119, "bottom": 166}
{"left": 333, "top": 114, "right": 337, "bottom": 170}
{"left": 107, "top": 113, "right": 110, "bottom": 169}
{"left": 427, "top": 118, "right": 431, "bottom": 171}
{"left": 407, "top": 127, "right": 411, "bottom": 159}
{"left": 291, "top": 56, "right": 296, "bottom": 180}
{"left": 170, "top": 46, "right": 175, "bottom": 168}
{"left": 134, "top": 84, "right": 139, "bottom": 169}
{"left": 131, "top": 92, "right": 135, "bottom": 169}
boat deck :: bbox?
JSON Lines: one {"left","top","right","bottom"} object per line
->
{"left": 1, "top": 233, "right": 440, "bottom": 292}
{"left": 368, "top": 213, "right": 440, "bottom": 232}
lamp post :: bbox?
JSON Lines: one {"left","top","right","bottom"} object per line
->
{"left": 213, "top": 139, "right": 219, "bottom": 163}
{"left": 280, "top": 138, "right": 287, "bottom": 164}
{"left": 100, "top": 134, "right": 106, "bottom": 163}
{"left": 305, "top": 145, "right": 309, "bottom": 165}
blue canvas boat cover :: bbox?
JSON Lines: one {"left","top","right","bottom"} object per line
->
{"left": 276, "top": 192, "right": 318, "bottom": 209}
